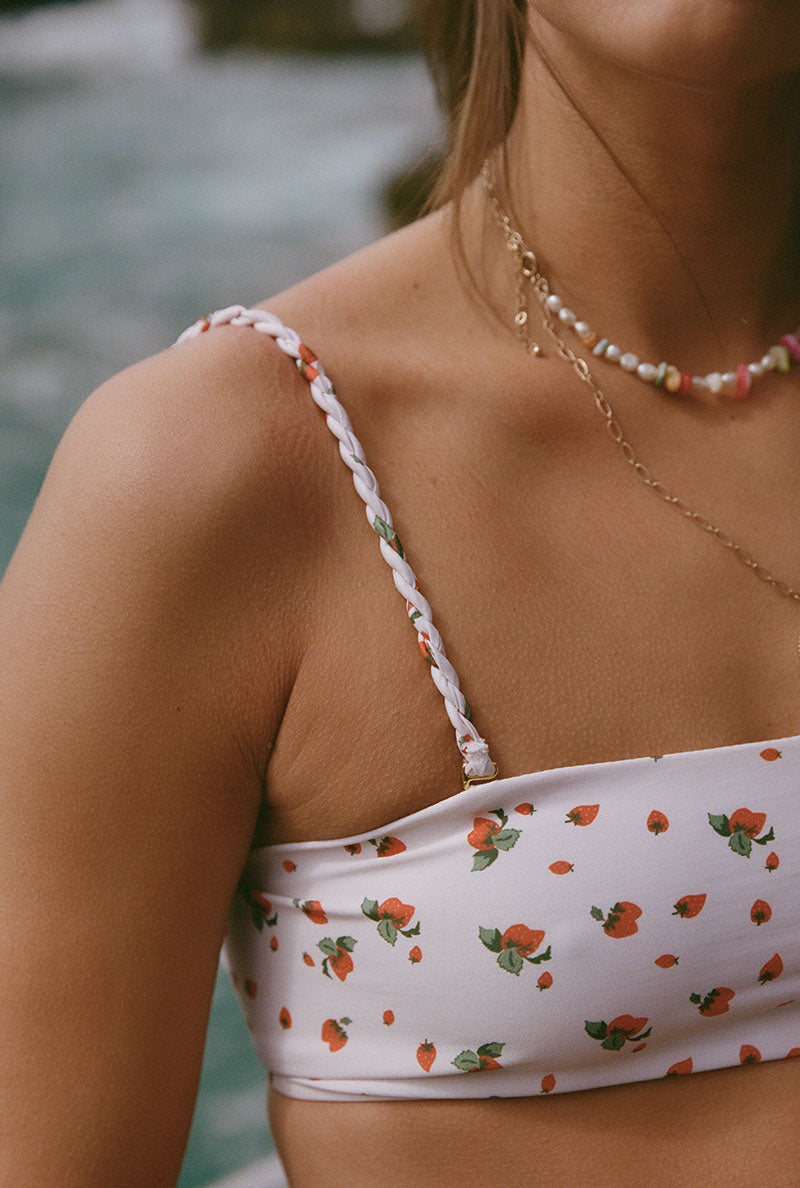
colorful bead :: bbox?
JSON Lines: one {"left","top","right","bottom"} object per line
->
{"left": 654, "top": 362, "right": 668, "bottom": 388}
{"left": 780, "top": 334, "right": 800, "bottom": 362}
{"left": 664, "top": 366, "right": 682, "bottom": 393}
{"left": 735, "top": 363, "right": 752, "bottom": 400}
{"left": 584, "top": 331, "right": 600, "bottom": 349}
{"left": 770, "top": 345, "right": 791, "bottom": 374}
{"left": 592, "top": 338, "right": 609, "bottom": 356}
{"left": 679, "top": 372, "right": 692, "bottom": 396}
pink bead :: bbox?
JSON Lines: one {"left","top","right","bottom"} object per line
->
{"left": 734, "top": 363, "right": 751, "bottom": 399}
{"left": 780, "top": 333, "right": 800, "bottom": 362}
{"left": 679, "top": 372, "right": 692, "bottom": 396}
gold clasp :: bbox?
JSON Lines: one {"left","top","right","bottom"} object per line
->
{"left": 462, "top": 762, "right": 499, "bottom": 790}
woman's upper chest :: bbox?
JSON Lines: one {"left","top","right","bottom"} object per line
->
{"left": 250, "top": 317, "right": 800, "bottom": 849}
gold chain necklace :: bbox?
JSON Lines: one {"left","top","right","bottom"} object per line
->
{"left": 481, "top": 162, "right": 800, "bottom": 659}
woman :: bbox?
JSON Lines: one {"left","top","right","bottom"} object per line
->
{"left": 1, "top": 2, "right": 798, "bottom": 1184}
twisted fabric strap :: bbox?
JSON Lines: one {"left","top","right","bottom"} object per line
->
{"left": 175, "top": 305, "right": 496, "bottom": 783}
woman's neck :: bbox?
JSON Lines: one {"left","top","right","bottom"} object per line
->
{"left": 494, "top": 19, "right": 800, "bottom": 375}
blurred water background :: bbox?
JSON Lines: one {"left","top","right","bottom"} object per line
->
{"left": 0, "top": 1, "right": 440, "bottom": 1182}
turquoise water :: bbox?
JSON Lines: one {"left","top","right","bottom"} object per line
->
{"left": 0, "top": 2, "right": 439, "bottom": 1182}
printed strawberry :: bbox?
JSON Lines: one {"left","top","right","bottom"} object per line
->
{"left": 655, "top": 954, "right": 679, "bottom": 968}
{"left": 690, "top": 987, "right": 734, "bottom": 1016}
{"left": 479, "top": 923, "right": 551, "bottom": 975}
{"left": 408, "top": 945, "right": 422, "bottom": 963}
{"left": 317, "top": 935, "right": 357, "bottom": 981}
{"left": 786, "top": 1048, "right": 800, "bottom": 1059}
{"left": 647, "top": 810, "right": 669, "bottom": 835}
{"left": 707, "top": 806, "right": 774, "bottom": 857}
{"left": 369, "top": 835, "right": 407, "bottom": 857}
{"left": 344, "top": 843, "right": 361, "bottom": 855}
{"left": 270, "top": 936, "right": 279, "bottom": 951}
{"left": 740, "top": 1044, "right": 761, "bottom": 1064}
{"left": 760, "top": 747, "right": 781, "bottom": 761}
{"left": 590, "top": 901, "right": 642, "bottom": 938}
{"left": 467, "top": 808, "right": 520, "bottom": 870}
{"left": 282, "top": 860, "right": 296, "bottom": 872}
{"left": 244, "top": 978, "right": 258, "bottom": 999}
{"left": 452, "top": 1041, "right": 505, "bottom": 1072}
{"left": 416, "top": 1040, "right": 436, "bottom": 1072}
{"left": 566, "top": 804, "right": 599, "bottom": 826}
{"left": 293, "top": 898, "right": 328, "bottom": 925}
{"left": 302, "top": 952, "right": 314, "bottom": 967}
{"left": 515, "top": 802, "right": 535, "bottom": 815}
{"left": 321, "top": 1017, "right": 350, "bottom": 1051}
{"left": 382, "top": 1010, "right": 395, "bottom": 1026}
{"left": 278, "top": 1007, "right": 292, "bottom": 1030}
{"left": 540, "top": 1073, "right": 556, "bottom": 1094}
{"left": 361, "top": 897, "right": 419, "bottom": 946}
{"left": 584, "top": 1015, "right": 652, "bottom": 1050}
{"left": 666, "top": 1058, "right": 693, "bottom": 1076}
{"left": 672, "top": 894, "right": 707, "bottom": 919}
{"left": 242, "top": 886, "right": 277, "bottom": 932}
{"left": 467, "top": 817, "right": 499, "bottom": 850}
{"left": 758, "top": 953, "right": 783, "bottom": 984}
{"left": 766, "top": 851, "right": 780, "bottom": 872}
{"left": 548, "top": 860, "right": 574, "bottom": 875}
{"left": 751, "top": 899, "right": 771, "bottom": 926}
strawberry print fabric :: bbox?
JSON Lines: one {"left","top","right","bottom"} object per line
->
{"left": 223, "top": 734, "right": 800, "bottom": 1101}
{"left": 181, "top": 310, "right": 800, "bottom": 1102}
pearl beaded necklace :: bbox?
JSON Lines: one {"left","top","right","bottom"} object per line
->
{"left": 543, "top": 289, "right": 800, "bottom": 399}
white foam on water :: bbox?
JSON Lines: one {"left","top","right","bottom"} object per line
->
{"left": 205, "top": 1154, "right": 288, "bottom": 1188}
{"left": 0, "top": 0, "right": 195, "bottom": 76}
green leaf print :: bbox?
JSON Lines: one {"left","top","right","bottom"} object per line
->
{"left": 707, "top": 813, "right": 730, "bottom": 837}
{"left": 472, "top": 850, "right": 498, "bottom": 872}
{"left": 377, "top": 918, "right": 398, "bottom": 946}
{"left": 729, "top": 831, "right": 752, "bottom": 858}
{"left": 753, "top": 827, "right": 775, "bottom": 847}
{"left": 361, "top": 898, "right": 380, "bottom": 921}
{"left": 337, "top": 936, "right": 357, "bottom": 951}
{"left": 453, "top": 1050, "right": 481, "bottom": 1072}
{"left": 498, "top": 948, "right": 524, "bottom": 976}
{"left": 529, "top": 945, "right": 552, "bottom": 965}
{"left": 589, "top": 906, "right": 605, "bottom": 922}
{"left": 400, "top": 921, "right": 421, "bottom": 938}
{"left": 477, "top": 1043, "right": 504, "bottom": 1059}
{"left": 479, "top": 927, "right": 503, "bottom": 953}
{"left": 600, "top": 1033, "right": 626, "bottom": 1051}
{"left": 584, "top": 1020, "right": 608, "bottom": 1040}
{"left": 372, "top": 515, "right": 404, "bottom": 558}
{"left": 317, "top": 938, "right": 338, "bottom": 958}
{"left": 493, "top": 829, "right": 521, "bottom": 851}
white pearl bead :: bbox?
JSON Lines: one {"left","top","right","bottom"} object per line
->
{"left": 767, "top": 346, "right": 783, "bottom": 368}
{"left": 707, "top": 372, "right": 723, "bottom": 393}
{"left": 620, "top": 352, "right": 639, "bottom": 372}
{"left": 762, "top": 352, "right": 776, "bottom": 369}
{"left": 605, "top": 344, "right": 621, "bottom": 362}
{"left": 693, "top": 377, "right": 708, "bottom": 391}
{"left": 545, "top": 294, "right": 562, "bottom": 313}
{"left": 558, "top": 307, "right": 576, "bottom": 326}
{"left": 748, "top": 362, "right": 764, "bottom": 378}
{"left": 574, "top": 321, "right": 591, "bottom": 339}
{"left": 721, "top": 372, "right": 737, "bottom": 394}
{"left": 636, "top": 362, "right": 658, "bottom": 382}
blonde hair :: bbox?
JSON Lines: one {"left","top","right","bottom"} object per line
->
{"left": 416, "top": 0, "right": 527, "bottom": 210}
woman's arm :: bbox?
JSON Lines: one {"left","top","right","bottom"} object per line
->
{"left": 0, "top": 329, "right": 315, "bottom": 1186}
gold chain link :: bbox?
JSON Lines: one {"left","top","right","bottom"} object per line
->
{"left": 482, "top": 162, "right": 800, "bottom": 610}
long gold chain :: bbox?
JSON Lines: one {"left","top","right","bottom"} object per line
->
{"left": 482, "top": 163, "right": 800, "bottom": 649}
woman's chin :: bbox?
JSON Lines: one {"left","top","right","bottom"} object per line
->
{"left": 529, "top": 0, "right": 800, "bottom": 90}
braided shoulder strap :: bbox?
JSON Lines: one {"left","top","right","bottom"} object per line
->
{"left": 175, "top": 305, "right": 497, "bottom": 786}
